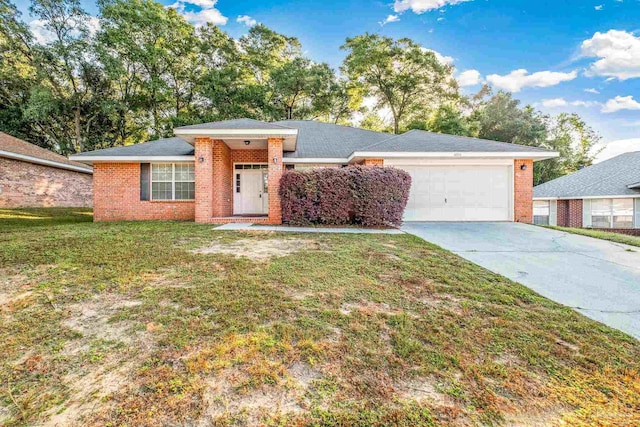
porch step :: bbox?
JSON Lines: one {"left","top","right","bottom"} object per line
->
{"left": 209, "top": 216, "right": 270, "bottom": 224}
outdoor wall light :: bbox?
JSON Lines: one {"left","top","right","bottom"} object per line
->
{"left": 244, "top": 140, "right": 251, "bottom": 146}
{"left": 520, "top": 164, "right": 527, "bottom": 171}
{"left": 273, "top": 156, "right": 279, "bottom": 164}
{"left": 198, "top": 156, "right": 205, "bottom": 163}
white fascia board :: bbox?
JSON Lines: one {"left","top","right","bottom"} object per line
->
{"left": 627, "top": 182, "right": 640, "bottom": 189}
{"left": 533, "top": 195, "right": 640, "bottom": 200}
{"left": 68, "top": 155, "right": 195, "bottom": 164}
{"left": 174, "top": 128, "right": 298, "bottom": 136}
{"left": 283, "top": 158, "right": 347, "bottom": 164}
{"left": 348, "top": 151, "right": 559, "bottom": 161}
{"left": 1, "top": 150, "right": 93, "bottom": 174}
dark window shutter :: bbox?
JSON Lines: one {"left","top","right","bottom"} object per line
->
{"left": 140, "top": 163, "right": 150, "bottom": 201}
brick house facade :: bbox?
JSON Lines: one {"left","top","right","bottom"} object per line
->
{"left": 0, "top": 132, "right": 93, "bottom": 208}
{"left": 71, "top": 119, "right": 557, "bottom": 224}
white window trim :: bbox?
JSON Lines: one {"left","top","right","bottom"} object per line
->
{"left": 150, "top": 162, "right": 195, "bottom": 201}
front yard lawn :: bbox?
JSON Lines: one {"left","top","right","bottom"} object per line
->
{"left": 1, "top": 209, "right": 639, "bottom": 426}
{"left": 548, "top": 225, "right": 640, "bottom": 248}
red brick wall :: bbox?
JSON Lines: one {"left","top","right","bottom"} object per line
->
{"left": 0, "top": 157, "right": 92, "bottom": 208}
{"left": 93, "top": 163, "right": 194, "bottom": 221}
{"left": 362, "top": 158, "right": 384, "bottom": 166}
{"left": 557, "top": 199, "right": 583, "bottom": 228}
{"left": 212, "top": 140, "right": 232, "bottom": 217}
{"left": 514, "top": 159, "right": 533, "bottom": 223}
{"left": 231, "top": 149, "right": 268, "bottom": 164}
{"left": 267, "top": 138, "right": 283, "bottom": 224}
{"left": 194, "top": 137, "right": 213, "bottom": 222}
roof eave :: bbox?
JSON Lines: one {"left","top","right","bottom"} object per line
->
{"left": 68, "top": 155, "right": 195, "bottom": 165}
{"left": 1, "top": 149, "right": 93, "bottom": 174}
{"left": 348, "top": 151, "right": 559, "bottom": 162}
{"left": 173, "top": 128, "right": 298, "bottom": 152}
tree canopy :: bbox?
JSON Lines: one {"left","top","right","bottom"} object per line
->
{"left": 0, "top": 0, "right": 601, "bottom": 183}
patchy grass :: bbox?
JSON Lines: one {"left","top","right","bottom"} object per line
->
{"left": 0, "top": 208, "right": 93, "bottom": 230}
{"left": 547, "top": 225, "right": 640, "bottom": 248}
{"left": 0, "top": 210, "right": 638, "bottom": 427}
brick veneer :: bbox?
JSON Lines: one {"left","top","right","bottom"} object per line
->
{"left": 514, "top": 159, "right": 533, "bottom": 223}
{"left": 557, "top": 199, "right": 583, "bottom": 228}
{"left": 212, "top": 140, "right": 232, "bottom": 217}
{"left": 0, "top": 157, "right": 92, "bottom": 208}
{"left": 93, "top": 163, "right": 194, "bottom": 221}
{"left": 267, "top": 138, "right": 284, "bottom": 224}
{"left": 362, "top": 158, "right": 384, "bottom": 166}
{"left": 231, "top": 149, "right": 268, "bottom": 163}
{"left": 194, "top": 137, "right": 213, "bottom": 222}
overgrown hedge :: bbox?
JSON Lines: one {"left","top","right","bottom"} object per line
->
{"left": 279, "top": 166, "right": 412, "bottom": 227}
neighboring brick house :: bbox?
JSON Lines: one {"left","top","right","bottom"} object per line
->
{"left": 533, "top": 151, "right": 640, "bottom": 235}
{"left": 0, "top": 132, "right": 93, "bottom": 208}
{"left": 70, "top": 119, "right": 557, "bottom": 224}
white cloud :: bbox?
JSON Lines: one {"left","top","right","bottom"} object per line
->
{"left": 596, "top": 138, "right": 640, "bottom": 162}
{"left": 380, "top": 14, "right": 400, "bottom": 25}
{"left": 581, "top": 30, "right": 640, "bottom": 80}
{"left": 393, "top": 0, "right": 473, "bottom": 14}
{"left": 584, "top": 88, "right": 600, "bottom": 94}
{"left": 237, "top": 15, "right": 257, "bottom": 27}
{"left": 457, "top": 69, "right": 482, "bottom": 86}
{"left": 170, "top": 0, "right": 227, "bottom": 26}
{"left": 602, "top": 95, "right": 640, "bottom": 113}
{"left": 486, "top": 69, "right": 577, "bottom": 92}
{"left": 422, "top": 48, "right": 454, "bottom": 65}
{"left": 595, "top": 4, "right": 603, "bottom": 10}
{"left": 29, "top": 16, "right": 101, "bottom": 44}
{"left": 542, "top": 98, "right": 568, "bottom": 107}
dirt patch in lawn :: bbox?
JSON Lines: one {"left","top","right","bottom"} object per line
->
{"left": 191, "top": 238, "right": 317, "bottom": 260}
{"left": 0, "top": 265, "right": 57, "bottom": 309}
{"left": 339, "top": 300, "right": 404, "bottom": 316}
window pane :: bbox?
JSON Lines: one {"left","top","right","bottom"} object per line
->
{"left": 591, "top": 199, "right": 611, "bottom": 216}
{"left": 533, "top": 201, "right": 550, "bottom": 216}
{"left": 534, "top": 215, "right": 549, "bottom": 225}
{"left": 175, "top": 182, "right": 195, "bottom": 200}
{"left": 152, "top": 182, "right": 172, "bottom": 200}
{"left": 613, "top": 216, "right": 633, "bottom": 229}
{"left": 152, "top": 164, "right": 172, "bottom": 181}
{"left": 175, "top": 164, "right": 194, "bottom": 182}
{"left": 592, "top": 216, "right": 610, "bottom": 228}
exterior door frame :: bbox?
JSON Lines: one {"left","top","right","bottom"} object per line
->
{"left": 232, "top": 162, "right": 269, "bottom": 215}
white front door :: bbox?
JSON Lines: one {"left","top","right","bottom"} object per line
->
{"left": 234, "top": 165, "right": 269, "bottom": 215}
{"left": 399, "top": 165, "right": 511, "bottom": 222}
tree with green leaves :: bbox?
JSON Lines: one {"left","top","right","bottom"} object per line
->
{"left": 341, "top": 33, "right": 457, "bottom": 134}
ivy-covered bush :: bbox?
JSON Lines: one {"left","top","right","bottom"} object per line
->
{"left": 279, "top": 166, "right": 411, "bottom": 227}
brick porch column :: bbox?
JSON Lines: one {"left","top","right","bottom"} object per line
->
{"left": 212, "top": 139, "right": 232, "bottom": 217}
{"left": 267, "top": 137, "right": 284, "bottom": 224}
{"left": 194, "top": 137, "right": 213, "bottom": 223}
{"left": 514, "top": 159, "right": 533, "bottom": 223}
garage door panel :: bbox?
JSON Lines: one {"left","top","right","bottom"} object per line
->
{"left": 400, "top": 165, "right": 511, "bottom": 222}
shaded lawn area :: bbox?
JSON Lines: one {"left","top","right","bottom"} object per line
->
{"left": 0, "top": 210, "right": 639, "bottom": 426}
{"left": 547, "top": 225, "right": 640, "bottom": 248}
{"left": 0, "top": 208, "right": 93, "bottom": 230}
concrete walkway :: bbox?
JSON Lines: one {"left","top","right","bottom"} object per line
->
{"left": 216, "top": 223, "right": 404, "bottom": 234}
{"left": 402, "top": 222, "right": 640, "bottom": 340}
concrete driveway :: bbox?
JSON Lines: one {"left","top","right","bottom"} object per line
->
{"left": 401, "top": 222, "right": 640, "bottom": 340}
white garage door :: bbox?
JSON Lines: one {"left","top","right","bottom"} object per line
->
{"left": 400, "top": 165, "right": 511, "bottom": 222}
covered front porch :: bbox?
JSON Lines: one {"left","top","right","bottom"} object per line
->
{"left": 174, "top": 121, "right": 298, "bottom": 224}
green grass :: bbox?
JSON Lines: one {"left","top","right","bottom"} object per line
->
{"left": 0, "top": 208, "right": 93, "bottom": 230}
{"left": 0, "top": 209, "right": 639, "bottom": 426}
{"left": 547, "top": 225, "right": 640, "bottom": 248}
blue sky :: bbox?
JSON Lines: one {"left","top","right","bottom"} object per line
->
{"left": 13, "top": 0, "right": 640, "bottom": 160}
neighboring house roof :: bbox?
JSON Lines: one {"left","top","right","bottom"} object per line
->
{"left": 274, "top": 120, "right": 391, "bottom": 159}
{"left": 359, "top": 129, "right": 553, "bottom": 154}
{"left": 70, "top": 119, "right": 558, "bottom": 163}
{"left": 176, "top": 118, "right": 293, "bottom": 130}
{"left": 534, "top": 151, "right": 640, "bottom": 199}
{"left": 72, "top": 137, "right": 195, "bottom": 158}
{"left": 0, "top": 132, "right": 93, "bottom": 174}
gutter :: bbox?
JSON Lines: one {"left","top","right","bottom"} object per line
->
{"left": 1, "top": 149, "right": 93, "bottom": 174}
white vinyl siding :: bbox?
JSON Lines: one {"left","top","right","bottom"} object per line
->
{"left": 151, "top": 163, "right": 195, "bottom": 201}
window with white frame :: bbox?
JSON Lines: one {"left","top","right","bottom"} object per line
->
{"left": 591, "top": 198, "right": 634, "bottom": 229}
{"left": 533, "top": 200, "right": 550, "bottom": 225}
{"left": 151, "top": 163, "right": 195, "bottom": 200}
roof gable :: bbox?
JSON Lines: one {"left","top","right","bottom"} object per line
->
{"left": 534, "top": 151, "right": 640, "bottom": 198}
{"left": 175, "top": 118, "right": 293, "bottom": 130}
{"left": 0, "top": 132, "right": 92, "bottom": 173}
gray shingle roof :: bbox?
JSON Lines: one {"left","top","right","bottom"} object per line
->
{"left": 274, "top": 120, "right": 391, "bottom": 158}
{"left": 176, "top": 118, "right": 293, "bottom": 130}
{"left": 360, "top": 129, "right": 552, "bottom": 153}
{"left": 534, "top": 151, "right": 640, "bottom": 198}
{"left": 72, "top": 138, "right": 194, "bottom": 157}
